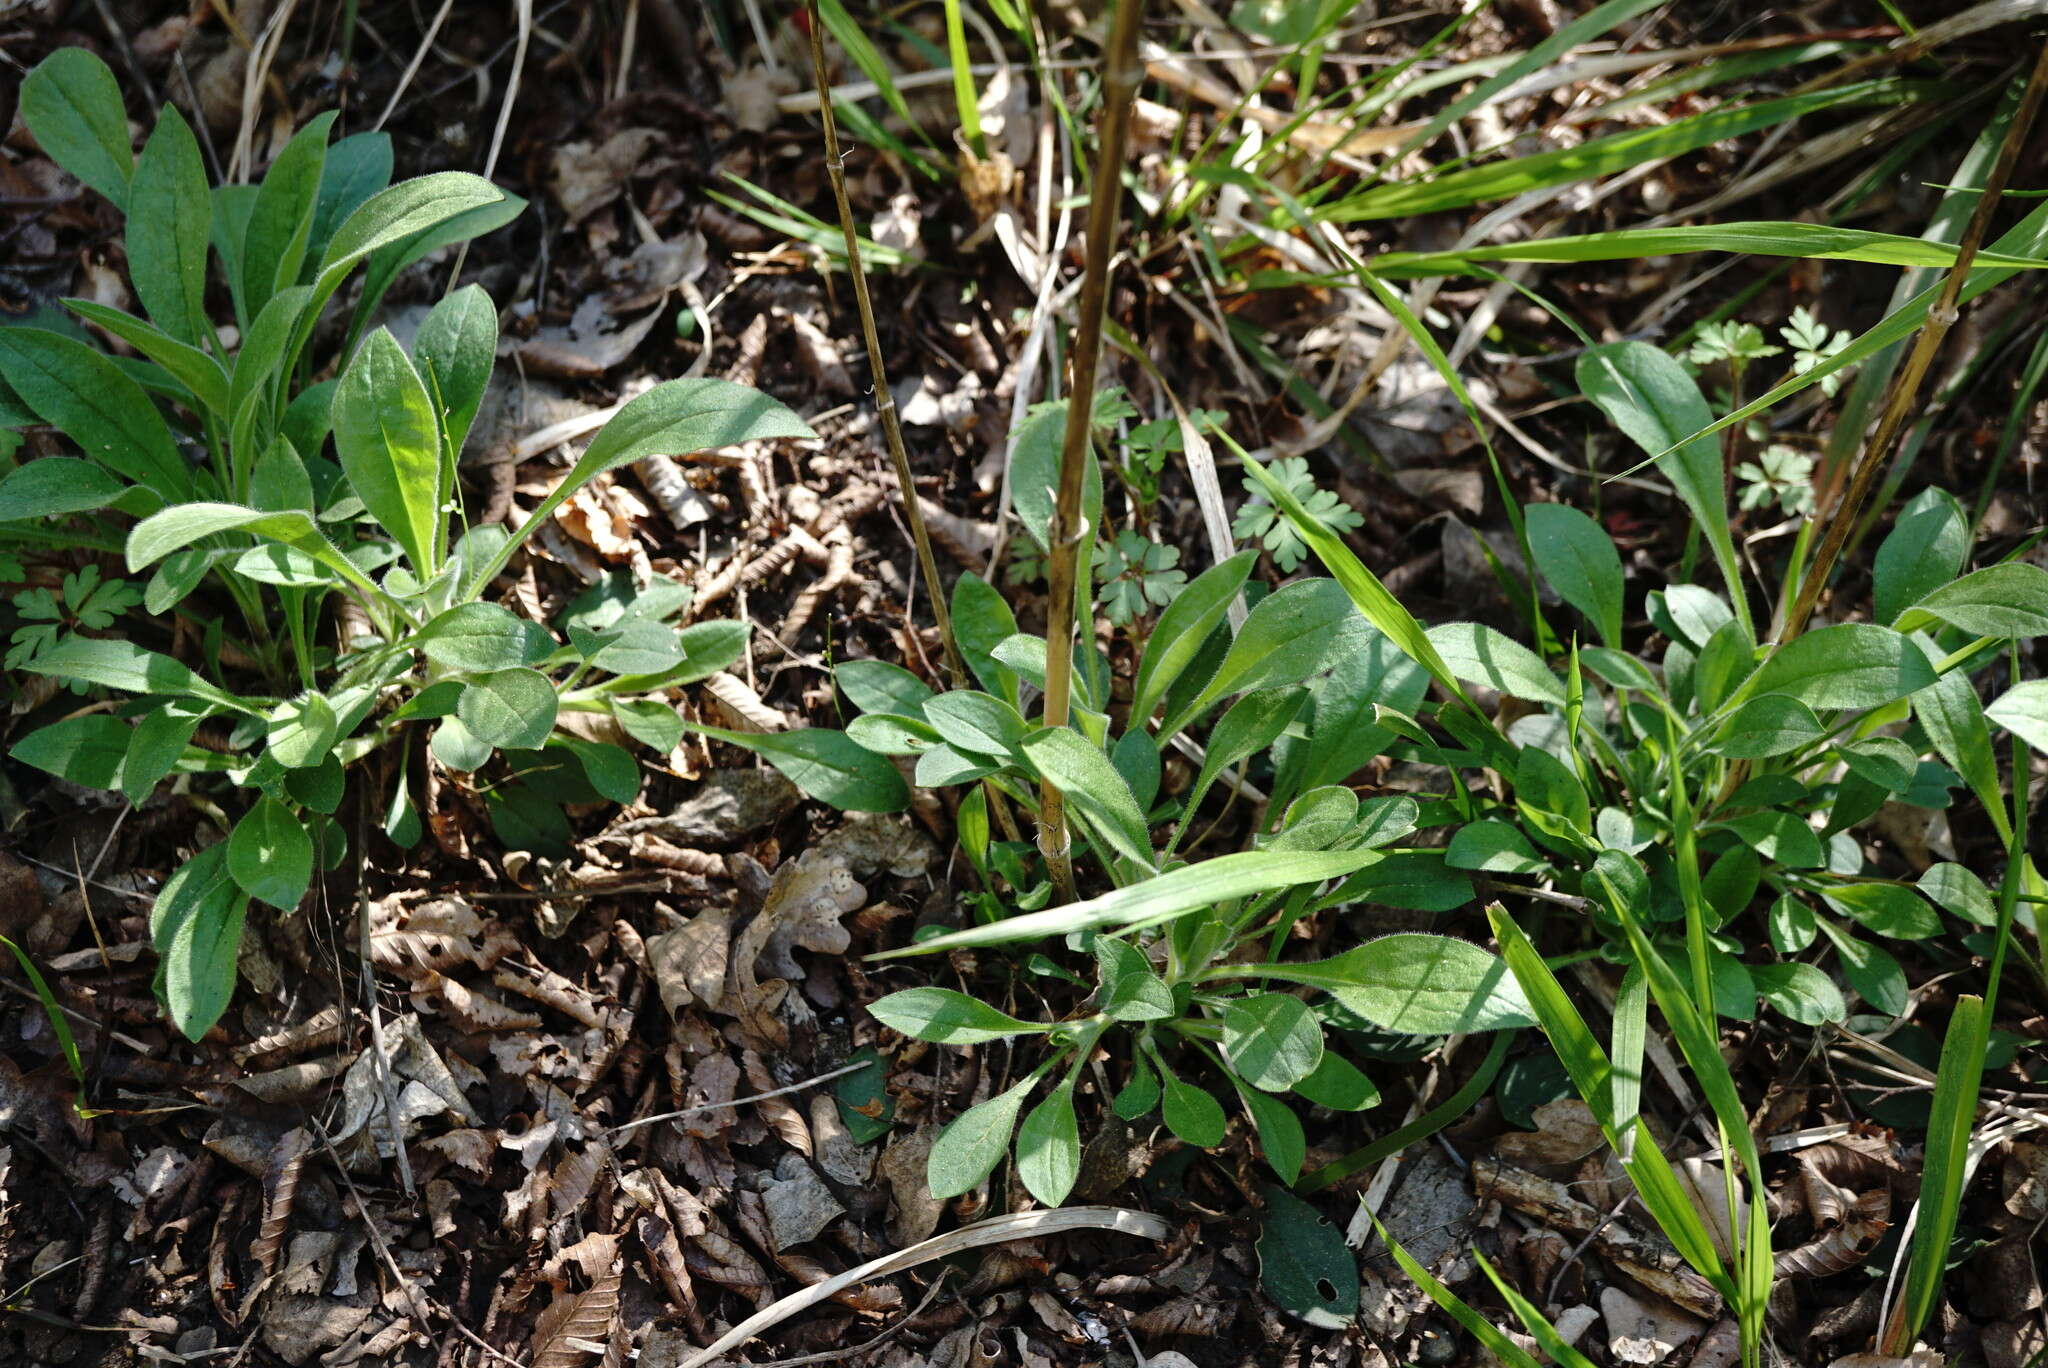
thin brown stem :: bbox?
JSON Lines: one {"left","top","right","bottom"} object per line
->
{"left": 1037, "top": 0, "right": 1146, "bottom": 904}
{"left": 1779, "top": 40, "right": 2048, "bottom": 643}
{"left": 805, "top": 1, "right": 966, "bottom": 688}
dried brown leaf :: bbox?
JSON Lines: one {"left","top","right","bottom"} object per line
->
{"left": 531, "top": 1259, "right": 623, "bottom": 1368}
{"left": 253, "top": 1128, "right": 312, "bottom": 1285}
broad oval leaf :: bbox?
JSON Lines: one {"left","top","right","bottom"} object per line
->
{"left": 1747, "top": 623, "right": 1931, "bottom": 711}
{"left": 416, "top": 602, "right": 552, "bottom": 672}
{"left": 1426, "top": 621, "right": 1565, "bottom": 705}
{"left": 20, "top": 49, "right": 133, "bottom": 209}
{"left": 127, "top": 105, "right": 212, "bottom": 345}
{"left": 1015, "top": 1085, "right": 1082, "bottom": 1207}
{"left": 457, "top": 669, "right": 558, "bottom": 751}
{"left": 1708, "top": 695, "right": 1825, "bottom": 758}
{"left": 1167, "top": 576, "right": 1374, "bottom": 733}
{"left": 1986, "top": 678, "right": 2048, "bottom": 756}
{"left": 0, "top": 328, "right": 189, "bottom": 495}
{"left": 1874, "top": 487, "right": 1968, "bottom": 626}
{"left": 1900, "top": 562, "right": 2048, "bottom": 639}
{"left": 227, "top": 796, "right": 314, "bottom": 911}
{"left": 924, "top": 691, "right": 1029, "bottom": 756}
{"left": 836, "top": 659, "right": 934, "bottom": 718}
{"left": 1249, "top": 933, "right": 1536, "bottom": 1034}
{"left": 126, "top": 501, "right": 381, "bottom": 597}
{"left": 683, "top": 721, "right": 909, "bottom": 812}
{"left": 0, "top": 457, "right": 127, "bottom": 522}
{"left": 1578, "top": 341, "right": 1747, "bottom": 637}
{"left": 868, "top": 987, "right": 1047, "bottom": 1044}
{"left": 1131, "top": 548, "right": 1255, "bottom": 725}
{"left": 1223, "top": 993, "right": 1325, "bottom": 1091}
{"left": 1821, "top": 881, "right": 1941, "bottom": 940}
{"left": 22, "top": 635, "right": 250, "bottom": 715}
{"left": 152, "top": 845, "right": 249, "bottom": 1042}
{"left": 414, "top": 283, "right": 498, "bottom": 458}
{"left": 9, "top": 715, "right": 131, "bottom": 789}
{"left": 332, "top": 328, "right": 443, "bottom": 576}
{"left": 1751, "top": 962, "right": 1846, "bottom": 1026}
{"left": 928, "top": 1075, "right": 1036, "bottom": 1199}
{"left": 242, "top": 112, "right": 335, "bottom": 316}
{"left": 845, "top": 713, "right": 942, "bottom": 755}
{"left": 63, "top": 299, "right": 231, "bottom": 416}
{"left": 1160, "top": 1074, "right": 1226, "bottom": 1146}
{"left": 268, "top": 691, "right": 339, "bottom": 768}
{"left": 1020, "top": 726, "right": 1155, "bottom": 871}
{"left": 1525, "top": 502, "right": 1623, "bottom": 646}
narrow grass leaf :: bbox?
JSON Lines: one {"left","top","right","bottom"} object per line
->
{"left": 871, "top": 849, "right": 1378, "bottom": 957}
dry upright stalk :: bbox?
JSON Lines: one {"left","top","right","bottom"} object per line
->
{"left": 1778, "top": 41, "right": 2048, "bottom": 642}
{"left": 1037, "top": 0, "right": 1146, "bottom": 904}
{"left": 804, "top": 0, "right": 966, "bottom": 686}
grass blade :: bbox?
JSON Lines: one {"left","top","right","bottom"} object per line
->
{"left": 868, "top": 848, "right": 1380, "bottom": 958}
{"left": 1359, "top": 222, "right": 2048, "bottom": 277}
{"left": 1879, "top": 994, "right": 1987, "bottom": 1353}
{"left": 1323, "top": 84, "right": 1907, "bottom": 222}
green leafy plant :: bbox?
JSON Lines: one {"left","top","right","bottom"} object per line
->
{"left": 1097, "top": 529, "right": 1186, "bottom": 627}
{"left": 1231, "top": 329, "right": 2045, "bottom": 1364}
{"left": 7, "top": 564, "right": 145, "bottom": 675}
{"left": 0, "top": 50, "right": 816, "bottom": 1041}
{"left": 1735, "top": 443, "right": 1818, "bottom": 516}
{"left": 1230, "top": 454, "right": 1363, "bottom": 573}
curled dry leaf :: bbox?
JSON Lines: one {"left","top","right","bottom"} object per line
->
{"left": 1778, "top": 1187, "right": 1890, "bottom": 1278}
{"left": 743, "top": 849, "right": 867, "bottom": 986}
{"left": 370, "top": 897, "right": 517, "bottom": 980}
{"left": 1493, "top": 1098, "right": 1605, "bottom": 1169}
{"left": 638, "top": 1210, "right": 703, "bottom": 1330}
{"left": 647, "top": 908, "right": 733, "bottom": 1014}
{"left": 744, "top": 1050, "right": 813, "bottom": 1157}
{"left": 252, "top": 1128, "right": 312, "bottom": 1286}
{"left": 414, "top": 970, "right": 542, "bottom": 1032}
{"left": 417, "top": 1128, "right": 496, "bottom": 1179}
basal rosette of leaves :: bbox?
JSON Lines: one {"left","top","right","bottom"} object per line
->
{"left": 0, "top": 50, "right": 817, "bottom": 1040}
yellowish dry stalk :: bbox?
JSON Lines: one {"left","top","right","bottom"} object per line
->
{"left": 1779, "top": 41, "right": 2048, "bottom": 643}
{"left": 804, "top": 0, "right": 966, "bottom": 687}
{"left": 1036, "top": 0, "right": 1147, "bottom": 905}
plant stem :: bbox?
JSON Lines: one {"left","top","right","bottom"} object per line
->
{"left": 1778, "top": 42, "right": 2048, "bottom": 643}
{"left": 804, "top": 0, "right": 966, "bottom": 690}
{"left": 1038, "top": 0, "right": 1145, "bottom": 905}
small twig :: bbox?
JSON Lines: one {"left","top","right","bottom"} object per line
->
{"left": 446, "top": 0, "right": 531, "bottom": 289}
{"left": 803, "top": 0, "right": 966, "bottom": 689}
{"left": 372, "top": 0, "right": 457, "bottom": 131}
{"left": 606, "top": 1060, "right": 869, "bottom": 1136}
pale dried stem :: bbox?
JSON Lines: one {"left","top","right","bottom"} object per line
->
{"left": 803, "top": 1, "right": 965, "bottom": 688}
{"left": 1779, "top": 41, "right": 2048, "bottom": 642}
{"left": 1037, "top": 0, "right": 1146, "bottom": 905}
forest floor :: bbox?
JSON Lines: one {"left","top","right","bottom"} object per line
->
{"left": 2, "top": 2, "right": 2046, "bottom": 1367}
